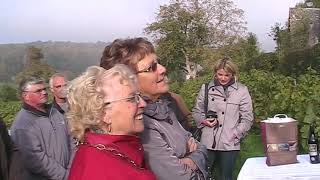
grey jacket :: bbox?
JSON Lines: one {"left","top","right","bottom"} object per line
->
{"left": 10, "top": 103, "right": 72, "bottom": 180}
{"left": 140, "top": 99, "right": 207, "bottom": 180}
{"left": 192, "top": 81, "right": 253, "bottom": 151}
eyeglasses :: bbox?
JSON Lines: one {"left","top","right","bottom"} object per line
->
{"left": 136, "top": 60, "right": 159, "bottom": 74}
{"left": 23, "top": 87, "right": 48, "bottom": 94}
{"left": 104, "top": 92, "right": 142, "bottom": 106}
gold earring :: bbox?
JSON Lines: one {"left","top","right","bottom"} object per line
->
{"left": 106, "top": 123, "right": 112, "bottom": 133}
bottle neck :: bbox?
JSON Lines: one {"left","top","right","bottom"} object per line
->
{"left": 310, "top": 124, "right": 316, "bottom": 135}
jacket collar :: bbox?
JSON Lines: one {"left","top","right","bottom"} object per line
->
{"left": 52, "top": 99, "right": 65, "bottom": 114}
{"left": 213, "top": 77, "right": 238, "bottom": 89}
{"left": 208, "top": 79, "right": 238, "bottom": 98}
{"left": 85, "top": 131, "right": 141, "bottom": 145}
{"left": 143, "top": 96, "right": 173, "bottom": 124}
{"left": 209, "top": 78, "right": 238, "bottom": 90}
{"left": 85, "top": 131, "right": 144, "bottom": 166}
{"left": 22, "top": 103, "right": 50, "bottom": 117}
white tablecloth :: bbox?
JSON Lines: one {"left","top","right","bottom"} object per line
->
{"left": 237, "top": 154, "right": 320, "bottom": 180}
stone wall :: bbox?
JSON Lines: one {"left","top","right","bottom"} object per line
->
{"left": 289, "top": 8, "right": 320, "bottom": 47}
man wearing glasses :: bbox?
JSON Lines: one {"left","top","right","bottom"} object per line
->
{"left": 10, "top": 76, "right": 72, "bottom": 180}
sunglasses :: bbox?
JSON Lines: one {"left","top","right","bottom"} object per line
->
{"left": 136, "top": 60, "right": 158, "bottom": 74}
{"left": 104, "top": 92, "right": 142, "bottom": 106}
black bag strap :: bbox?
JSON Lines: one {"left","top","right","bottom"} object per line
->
{"left": 193, "top": 83, "right": 209, "bottom": 141}
{"left": 204, "top": 83, "right": 209, "bottom": 117}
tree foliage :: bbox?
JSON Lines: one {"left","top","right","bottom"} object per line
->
{"left": 296, "top": 0, "right": 320, "bottom": 8}
{"left": 0, "top": 101, "right": 21, "bottom": 127}
{"left": 0, "top": 41, "right": 107, "bottom": 83}
{"left": 145, "top": 0, "right": 246, "bottom": 80}
{"left": 245, "top": 52, "right": 278, "bottom": 72}
{"left": 171, "top": 69, "right": 320, "bottom": 151}
{"left": 269, "top": 8, "right": 320, "bottom": 77}
{"left": 313, "top": 0, "right": 320, "bottom": 7}
{"left": 15, "top": 46, "right": 56, "bottom": 83}
{"left": 201, "top": 33, "right": 261, "bottom": 73}
{"left": 0, "top": 83, "right": 19, "bottom": 102}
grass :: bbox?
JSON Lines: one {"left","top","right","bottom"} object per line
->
{"left": 232, "top": 132, "right": 264, "bottom": 180}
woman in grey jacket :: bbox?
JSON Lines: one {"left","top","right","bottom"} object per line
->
{"left": 100, "top": 37, "right": 207, "bottom": 180}
{"left": 192, "top": 58, "right": 253, "bottom": 180}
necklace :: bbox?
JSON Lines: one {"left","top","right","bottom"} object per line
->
{"left": 80, "top": 143, "right": 145, "bottom": 170}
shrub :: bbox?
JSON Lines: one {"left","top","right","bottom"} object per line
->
{"left": 0, "top": 101, "right": 21, "bottom": 127}
{"left": 171, "top": 69, "right": 320, "bottom": 151}
{"left": 0, "top": 83, "right": 19, "bottom": 102}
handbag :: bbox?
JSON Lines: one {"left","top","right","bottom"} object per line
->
{"left": 193, "top": 83, "right": 209, "bottom": 141}
{"left": 260, "top": 114, "right": 298, "bottom": 166}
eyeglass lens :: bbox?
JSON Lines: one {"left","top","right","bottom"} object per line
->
{"left": 137, "top": 60, "right": 159, "bottom": 73}
{"left": 150, "top": 61, "right": 157, "bottom": 72}
{"left": 25, "top": 87, "right": 47, "bottom": 93}
{"left": 128, "top": 93, "right": 141, "bottom": 104}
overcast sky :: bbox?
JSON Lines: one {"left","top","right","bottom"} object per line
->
{"left": 0, "top": 0, "right": 303, "bottom": 52}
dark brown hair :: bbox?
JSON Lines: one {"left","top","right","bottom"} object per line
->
{"left": 100, "top": 37, "right": 155, "bottom": 72}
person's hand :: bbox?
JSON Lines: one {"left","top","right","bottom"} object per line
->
{"left": 180, "top": 158, "right": 198, "bottom": 170}
{"left": 187, "top": 137, "right": 197, "bottom": 153}
{"left": 230, "top": 133, "right": 240, "bottom": 145}
{"left": 201, "top": 119, "right": 217, "bottom": 128}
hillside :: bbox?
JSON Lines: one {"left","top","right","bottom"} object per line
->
{"left": 0, "top": 41, "right": 108, "bottom": 81}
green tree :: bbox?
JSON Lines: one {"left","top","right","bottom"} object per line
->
{"left": 145, "top": 0, "right": 246, "bottom": 80}
{"left": 0, "top": 84, "right": 19, "bottom": 102}
{"left": 0, "top": 60, "right": 10, "bottom": 82}
{"left": 202, "top": 33, "right": 261, "bottom": 73}
{"left": 16, "top": 46, "right": 55, "bottom": 82}
{"left": 229, "top": 33, "right": 260, "bottom": 71}
{"left": 269, "top": 8, "right": 314, "bottom": 76}
{"left": 312, "top": 0, "right": 320, "bottom": 7}
{"left": 247, "top": 52, "right": 279, "bottom": 72}
{"left": 296, "top": 0, "right": 320, "bottom": 8}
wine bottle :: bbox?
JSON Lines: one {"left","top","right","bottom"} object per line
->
{"left": 308, "top": 123, "right": 319, "bottom": 164}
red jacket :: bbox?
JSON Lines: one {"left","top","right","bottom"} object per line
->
{"left": 68, "top": 132, "right": 156, "bottom": 180}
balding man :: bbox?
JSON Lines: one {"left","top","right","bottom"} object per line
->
{"left": 49, "top": 73, "right": 68, "bottom": 114}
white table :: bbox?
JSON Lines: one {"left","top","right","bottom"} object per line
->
{"left": 237, "top": 154, "right": 320, "bottom": 180}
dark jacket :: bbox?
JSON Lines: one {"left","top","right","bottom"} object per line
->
{"left": 0, "top": 118, "right": 11, "bottom": 180}
{"left": 10, "top": 103, "right": 72, "bottom": 180}
{"left": 0, "top": 117, "right": 25, "bottom": 180}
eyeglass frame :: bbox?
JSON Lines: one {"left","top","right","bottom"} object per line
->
{"left": 136, "top": 59, "right": 159, "bottom": 74}
{"left": 23, "top": 87, "right": 48, "bottom": 94}
{"left": 104, "top": 92, "right": 142, "bottom": 106}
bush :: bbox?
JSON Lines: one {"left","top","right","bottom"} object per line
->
{"left": 0, "top": 101, "right": 21, "bottom": 127}
{"left": 171, "top": 69, "right": 320, "bottom": 152}
{"left": 0, "top": 83, "right": 19, "bottom": 102}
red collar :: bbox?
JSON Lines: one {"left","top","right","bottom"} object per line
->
{"left": 84, "top": 132, "right": 145, "bottom": 166}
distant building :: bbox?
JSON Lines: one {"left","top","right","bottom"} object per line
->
{"left": 288, "top": 7, "right": 320, "bottom": 47}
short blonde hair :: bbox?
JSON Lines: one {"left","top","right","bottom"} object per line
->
{"left": 66, "top": 64, "right": 137, "bottom": 142}
{"left": 213, "top": 57, "right": 238, "bottom": 77}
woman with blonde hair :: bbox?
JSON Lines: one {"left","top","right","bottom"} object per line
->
{"left": 193, "top": 57, "right": 253, "bottom": 180}
{"left": 67, "top": 64, "right": 156, "bottom": 180}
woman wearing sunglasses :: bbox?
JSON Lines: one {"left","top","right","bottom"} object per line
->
{"left": 100, "top": 38, "right": 207, "bottom": 180}
{"left": 67, "top": 64, "right": 156, "bottom": 180}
